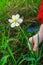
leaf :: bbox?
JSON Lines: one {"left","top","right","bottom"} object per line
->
{"left": 25, "top": 57, "right": 35, "bottom": 61}
{"left": 18, "top": 57, "right": 35, "bottom": 65}
{"left": 0, "top": 55, "right": 8, "bottom": 65}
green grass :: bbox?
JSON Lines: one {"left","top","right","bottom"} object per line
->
{"left": 0, "top": 0, "right": 43, "bottom": 65}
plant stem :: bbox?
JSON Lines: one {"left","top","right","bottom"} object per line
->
{"left": 19, "top": 26, "right": 33, "bottom": 54}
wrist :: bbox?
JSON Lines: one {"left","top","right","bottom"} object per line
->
{"left": 39, "top": 24, "right": 43, "bottom": 43}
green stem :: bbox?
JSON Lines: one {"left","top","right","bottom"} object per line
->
{"left": 19, "top": 26, "right": 33, "bottom": 54}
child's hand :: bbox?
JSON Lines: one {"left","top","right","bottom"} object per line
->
{"left": 29, "top": 34, "right": 39, "bottom": 52}
{"left": 29, "top": 24, "right": 43, "bottom": 52}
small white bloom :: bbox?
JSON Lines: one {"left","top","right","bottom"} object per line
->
{"left": 8, "top": 14, "right": 23, "bottom": 28}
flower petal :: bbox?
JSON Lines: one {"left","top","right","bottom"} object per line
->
{"left": 18, "top": 18, "right": 23, "bottom": 23}
{"left": 11, "top": 23, "right": 15, "bottom": 28}
{"left": 8, "top": 19, "right": 13, "bottom": 23}
{"left": 12, "top": 15, "right": 15, "bottom": 19}
{"left": 15, "top": 23, "right": 19, "bottom": 26}
{"left": 16, "top": 14, "right": 20, "bottom": 18}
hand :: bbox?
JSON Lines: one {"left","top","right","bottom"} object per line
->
{"left": 29, "top": 24, "right": 43, "bottom": 52}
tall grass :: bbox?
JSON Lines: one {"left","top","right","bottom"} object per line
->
{"left": 0, "top": 0, "right": 43, "bottom": 65}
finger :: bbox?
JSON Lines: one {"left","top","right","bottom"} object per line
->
{"left": 29, "top": 37, "right": 33, "bottom": 44}
{"left": 33, "top": 42, "right": 38, "bottom": 52}
{"left": 29, "top": 37, "right": 34, "bottom": 50}
{"left": 33, "top": 35, "right": 38, "bottom": 52}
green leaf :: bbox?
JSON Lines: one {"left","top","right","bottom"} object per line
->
{"left": 25, "top": 57, "right": 35, "bottom": 61}
{"left": 18, "top": 57, "right": 35, "bottom": 65}
{"left": 0, "top": 55, "right": 8, "bottom": 65}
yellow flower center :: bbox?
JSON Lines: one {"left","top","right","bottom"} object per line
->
{"left": 13, "top": 18, "right": 18, "bottom": 23}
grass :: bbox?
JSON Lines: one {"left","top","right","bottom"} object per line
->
{"left": 0, "top": 0, "right": 43, "bottom": 65}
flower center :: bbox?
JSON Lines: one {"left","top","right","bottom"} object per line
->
{"left": 13, "top": 18, "right": 18, "bottom": 23}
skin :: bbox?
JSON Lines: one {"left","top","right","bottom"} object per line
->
{"left": 29, "top": 24, "right": 43, "bottom": 52}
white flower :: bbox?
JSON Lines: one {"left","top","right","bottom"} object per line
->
{"left": 8, "top": 14, "right": 23, "bottom": 28}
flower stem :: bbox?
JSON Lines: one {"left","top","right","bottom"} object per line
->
{"left": 19, "top": 26, "right": 33, "bottom": 54}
